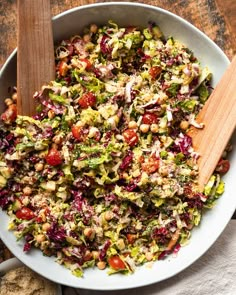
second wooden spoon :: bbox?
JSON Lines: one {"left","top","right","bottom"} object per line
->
{"left": 188, "top": 56, "right": 236, "bottom": 190}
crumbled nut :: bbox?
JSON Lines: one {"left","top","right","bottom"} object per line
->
{"left": 48, "top": 110, "right": 55, "bottom": 119}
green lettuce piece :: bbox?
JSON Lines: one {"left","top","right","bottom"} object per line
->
{"left": 72, "top": 268, "right": 83, "bottom": 277}
{"left": 49, "top": 92, "right": 68, "bottom": 104}
{"left": 180, "top": 99, "right": 198, "bottom": 112}
{"left": 114, "top": 185, "right": 144, "bottom": 207}
{"left": 197, "top": 83, "right": 209, "bottom": 103}
{"left": 216, "top": 180, "right": 225, "bottom": 195}
{"left": 204, "top": 175, "right": 216, "bottom": 196}
{"left": 80, "top": 108, "right": 102, "bottom": 125}
{"left": 167, "top": 83, "right": 180, "bottom": 97}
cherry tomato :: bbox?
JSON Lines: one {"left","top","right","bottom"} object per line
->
{"left": 149, "top": 66, "right": 162, "bottom": 79}
{"left": 142, "top": 113, "right": 158, "bottom": 124}
{"left": 16, "top": 207, "right": 35, "bottom": 220}
{"left": 45, "top": 148, "right": 62, "bottom": 166}
{"left": 71, "top": 125, "right": 87, "bottom": 142}
{"left": 79, "top": 58, "right": 92, "bottom": 70}
{"left": 108, "top": 255, "right": 126, "bottom": 270}
{"left": 78, "top": 92, "right": 96, "bottom": 109}
{"left": 215, "top": 159, "right": 230, "bottom": 174}
{"left": 142, "top": 155, "right": 159, "bottom": 174}
{"left": 58, "top": 60, "right": 69, "bottom": 77}
{"left": 1, "top": 104, "right": 17, "bottom": 123}
{"left": 123, "top": 129, "right": 139, "bottom": 147}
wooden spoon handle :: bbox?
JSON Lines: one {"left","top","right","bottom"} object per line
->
{"left": 17, "top": 0, "right": 55, "bottom": 116}
{"left": 188, "top": 56, "right": 236, "bottom": 189}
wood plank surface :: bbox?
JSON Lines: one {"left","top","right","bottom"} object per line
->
{"left": 0, "top": 0, "right": 235, "bottom": 69}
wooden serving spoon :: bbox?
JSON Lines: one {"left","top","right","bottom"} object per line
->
{"left": 17, "top": 0, "right": 55, "bottom": 116}
{"left": 188, "top": 56, "right": 236, "bottom": 190}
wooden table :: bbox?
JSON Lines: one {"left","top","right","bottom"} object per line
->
{"left": 0, "top": 0, "right": 235, "bottom": 68}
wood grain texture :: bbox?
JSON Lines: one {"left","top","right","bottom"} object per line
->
{"left": 17, "top": 0, "right": 55, "bottom": 116}
{"left": 0, "top": 0, "right": 235, "bottom": 69}
{"left": 188, "top": 57, "right": 236, "bottom": 188}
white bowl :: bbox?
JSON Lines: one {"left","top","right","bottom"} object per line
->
{"left": 0, "top": 2, "right": 235, "bottom": 291}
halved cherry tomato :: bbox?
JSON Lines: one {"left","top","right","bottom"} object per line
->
{"left": 71, "top": 125, "right": 87, "bottom": 142}
{"left": 215, "top": 159, "right": 230, "bottom": 174}
{"left": 123, "top": 129, "right": 139, "bottom": 147}
{"left": 149, "top": 66, "right": 162, "bottom": 79}
{"left": 1, "top": 104, "right": 17, "bottom": 123}
{"left": 16, "top": 207, "right": 35, "bottom": 220}
{"left": 108, "top": 255, "right": 126, "bottom": 270}
{"left": 142, "top": 155, "right": 159, "bottom": 174}
{"left": 142, "top": 113, "right": 158, "bottom": 124}
{"left": 58, "top": 60, "right": 69, "bottom": 77}
{"left": 78, "top": 92, "right": 96, "bottom": 109}
{"left": 45, "top": 148, "right": 62, "bottom": 166}
{"left": 79, "top": 58, "right": 92, "bottom": 70}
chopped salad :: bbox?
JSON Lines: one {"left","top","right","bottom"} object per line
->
{"left": 0, "top": 21, "right": 230, "bottom": 276}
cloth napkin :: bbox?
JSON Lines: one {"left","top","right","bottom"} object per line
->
{"left": 63, "top": 220, "right": 236, "bottom": 295}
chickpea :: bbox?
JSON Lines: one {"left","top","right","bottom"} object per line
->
{"left": 92, "top": 250, "right": 99, "bottom": 260}
{"left": 159, "top": 166, "right": 169, "bottom": 177}
{"left": 4, "top": 98, "right": 13, "bottom": 106}
{"left": 97, "top": 261, "right": 106, "bottom": 270}
{"left": 35, "top": 162, "right": 44, "bottom": 171}
{"left": 140, "top": 124, "right": 150, "bottom": 133}
{"left": 150, "top": 123, "right": 159, "bottom": 133}
{"left": 35, "top": 234, "right": 46, "bottom": 243}
{"left": 128, "top": 121, "right": 138, "bottom": 129}
{"left": 180, "top": 120, "right": 189, "bottom": 130}
{"left": 83, "top": 227, "right": 95, "bottom": 239}
{"left": 53, "top": 134, "right": 63, "bottom": 145}
{"left": 83, "top": 34, "right": 91, "bottom": 42}
{"left": 104, "top": 211, "right": 113, "bottom": 221}
{"left": 42, "top": 222, "right": 51, "bottom": 231}
{"left": 23, "top": 186, "right": 32, "bottom": 196}
{"left": 48, "top": 109, "right": 55, "bottom": 119}
{"left": 90, "top": 24, "right": 98, "bottom": 34}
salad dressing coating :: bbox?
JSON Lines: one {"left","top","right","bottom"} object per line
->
{"left": 0, "top": 22, "right": 229, "bottom": 276}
